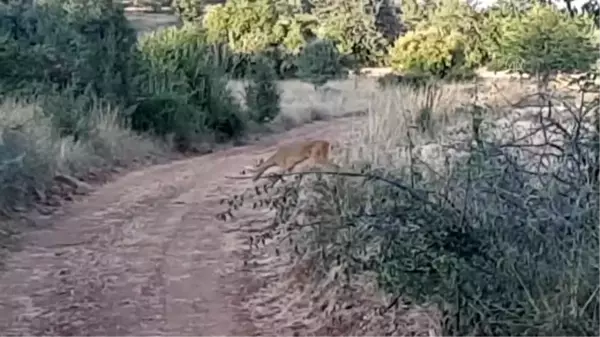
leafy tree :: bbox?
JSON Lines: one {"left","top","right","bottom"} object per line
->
{"left": 389, "top": 27, "right": 475, "bottom": 79}
{"left": 488, "top": 4, "right": 598, "bottom": 81}
{"left": 202, "top": 0, "right": 286, "bottom": 53}
{"left": 401, "top": 0, "right": 488, "bottom": 67}
{"left": 0, "top": 0, "right": 138, "bottom": 102}
{"left": 390, "top": 0, "right": 487, "bottom": 78}
{"left": 311, "top": 0, "right": 388, "bottom": 66}
{"left": 203, "top": 0, "right": 317, "bottom": 57}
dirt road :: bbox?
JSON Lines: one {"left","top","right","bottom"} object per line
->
{"left": 0, "top": 119, "right": 357, "bottom": 336}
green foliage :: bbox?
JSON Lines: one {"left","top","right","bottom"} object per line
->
{"left": 400, "top": 0, "right": 439, "bottom": 30}
{"left": 202, "top": 3, "right": 229, "bottom": 44}
{"left": 389, "top": 27, "right": 476, "bottom": 79}
{"left": 391, "top": 0, "right": 488, "bottom": 78}
{"left": 129, "top": 90, "right": 201, "bottom": 147}
{"left": 313, "top": 0, "right": 389, "bottom": 67}
{"left": 295, "top": 39, "right": 345, "bottom": 88}
{"left": 279, "top": 14, "right": 319, "bottom": 54}
{"left": 172, "top": 0, "right": 204, "bottom": 23}
{"left": 202, "top": 0, "right": 316, "bottom": 76}
{"left": 0, "top": 0, "right": 139, "bottom": 102}
{"left": 136, "top": 25, "right": 245, "bottom": 145}
{"left": 244, "top": 55, "right": 281, "bottom": 123}
{"left": 202, "top": 0, "right": 285, "bottom": 53}
{"left": 138, "top": 21, "right": 207, "bottom": 49}
{"left": 487, "top": 4, "right": 598, "bottom": 76}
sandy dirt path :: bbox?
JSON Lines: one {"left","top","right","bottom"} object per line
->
{"left": 0, "top": 119, "right": 358, "bottom": 336}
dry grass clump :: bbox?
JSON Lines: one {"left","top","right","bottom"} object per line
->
{"left": 218, "top": 77, "right": 599, "bottom": 336}
{"left": 0, "top": 96, "right": 165, "bottom": 253}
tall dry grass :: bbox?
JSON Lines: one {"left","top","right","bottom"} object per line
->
{"left": 228, "top": 79, "right": 376, "bottom": 130}
{"left": 0, "top": 97, "right": 166, "bottom": 251}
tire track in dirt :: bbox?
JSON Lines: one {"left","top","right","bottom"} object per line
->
{"left": 0, "top": 118, "right": 359, "bottom": 336}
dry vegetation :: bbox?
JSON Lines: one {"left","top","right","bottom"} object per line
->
{"left": 0, "top": 97, "right": 168, "bottom": 256}
{"left": 219, "top": 76, "right": 599, "bottom": 336}
{"left": 228, "top": 79, "right": 374, "bottom": 130}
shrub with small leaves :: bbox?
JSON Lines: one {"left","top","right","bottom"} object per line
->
{"left": 295, "top": 39, "right": 345, "bottom": 89}
{"left": 487, "top": 4, "right": 598, "bottom": 81}
{"left": 389, "top": 27, "right": 476, "bottom": 80}
{"left": 136, "top": 24, "right": 245, "bottom": 146}
{"left": 202, "top": 0, "right": 285, "bottom": 54}
{"left": 0, "top": 0, "right": 139, "bottom": 102}
{"left": 244, "top": 55, "right": 281, "bottom": 124}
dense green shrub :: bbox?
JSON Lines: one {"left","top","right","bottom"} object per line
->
{"left": 244, "top": 55, "right": 281, "bottom": 123}
{"left": 202, "top": 3, "right": 229, "bottom": 44}
{"left": 137, "top": 25, "right": 245, "bottom": 144}
{"left": 129, "top": 90, "right": 202, "bottom": 148}
{"left": 202, "top": 0, "right": 316, "bottom": 77}
{"left": 314, "top": 1, "right": 388, "bottom": 67}
{"left": 202, "top": 0, "right": 285, "bottom": 53}
{"left": 295, "top": 39, "right": 345, "bottom": 89}
{"left": 137, "top": 22, "right": 207, "bottom": 50}
{"left": 0, "top": 0, "right": 139, "bottom": 102}
{"left": 487, "top": 4, "right": 598, "bottom": 78}
{"left": 389, "top": 27, "right": 476, "bottom": 80}
{"left": 280, "top": 14, "right": 319, "bottom": 54}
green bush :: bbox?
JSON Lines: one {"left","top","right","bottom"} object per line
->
{"left": 244, "top": 55, "right": 281, "bottom": 123}
{"left": 487, "top": 4, "right": 598, "bottom": 78}
{"left": 137, "top": 25, "right": 245, "bottom": 145}
{"left": 0, "top": 0, "right": 139, "bottom": 103}
{"left": 295, "top": 39, "right": 345, "bottom": 89}
{"left": 389, "top": 27, "right": 476, "bottom": 80}
{"left": 202, "top": 0, "right": 285, "bottom": 53}
{"left": 202, "top": 0, "right": 316, "bottom": 76}
{"left": 280, "top": 14, "right": 319, "bottom": 54}
{"left": 201, "top": 0, "right": 321, "bottom": 79}
{"left": 314, "top": 2, "right": 388, "bottom": 67}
